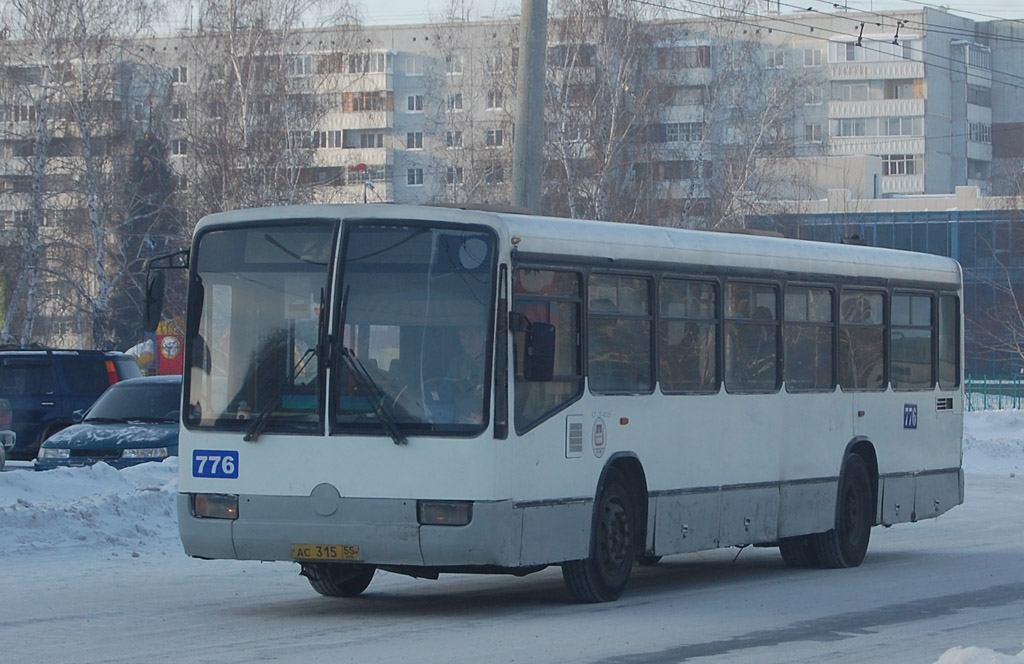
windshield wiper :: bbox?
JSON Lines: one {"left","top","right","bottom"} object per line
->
{"left": 336, "top": 284, "right": 406, "bottom": 446}
{"left": 84, "top": 416, "right": 128, "bottom": 424}
{"left": 244, "top": 347, "right": 317, "bottom": 443}
{"left": 339, "top": 348, "right": 407, "bottom": 446}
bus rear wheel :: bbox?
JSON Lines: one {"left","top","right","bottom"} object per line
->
{"left": 301, "top": 563, "right": 376, "bottom": 597}
{"left": 562, "top": 469, "right": 636, "bottom": 603}
{"left": 812, "top": 453, "right": 873, "bottom": 568}
{"left": 779, "top": 536, "right": 819, "bottom": 568}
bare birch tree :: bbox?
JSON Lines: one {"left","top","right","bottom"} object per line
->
{"left": 172, "top": 0, "right": 359, "bottom": 226}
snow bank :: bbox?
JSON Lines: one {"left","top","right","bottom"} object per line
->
{"left": 936, "top": 647, "right": 1024, "bottom": 663}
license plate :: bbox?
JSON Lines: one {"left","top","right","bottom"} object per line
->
{"left": 290, "top": 543, "right": 360, "bottom": 561}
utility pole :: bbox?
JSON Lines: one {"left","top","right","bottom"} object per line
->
{"left": 511, "top": 0, "right": 547, "bottom": 214}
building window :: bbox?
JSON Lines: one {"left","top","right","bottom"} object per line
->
{"left": 407, "top": 168, "right": 424, "bottom": 186}
{"left": 407, "top": 95, "right": 423, "bottom": 112}
{"left": 486, "top": 129, "right": 504, "bottom": 147}
{"left": 289, "top": 55, "right": 313, "bottom": 76}
{"left": 882, "top": 154, "right": 922, "bottom": 176}
{"left": 314, "top": 130, "right": 342, "bottom": 149}
{"left": 446, "top": 130, "right": 463, "bottom": 148}
{"left": 804, "top": 123, "right": 823, "bottom": 142}
{"left": 171, "top": 102, "right": 187, "bottom": 120}
{"left": 406, "top": 56, "right": 424, "bottom": 76}
{"left": 349, "top": 52, "right": 392, "bottom": 74}
{"left": 446, "top": 166, "right": 463, "bottom": 184}
{"left": 804, "top": 86, "right": 823, "bottom": 106}
{"left": 968, "top": 122, "right": 992, "bottom": 144}
{"left": 171, "top": 65, "right": 188, "bottom": 84}
{"left": 359, "top": 132, "right": 383, "bottom": 148}
{"left": 446, "top": 54, "right": 464, "bottom": 74}
{"left": 657, "top": 45, "right": 712, "bottom": 69}
{"left": 487, "top": 89, "right": 503, "bottom": 109}
{"left": 767, "top": 50, "right": 785, "bottom": 68}
{"left": 485, "top": 53, "right": 503, "bottom": 73}
{"left": 406, "top": 132, "right": 423, "bottom": 149}
{"left": 448, "top": 93, "right": 463, "bottom": 110}
{"left": 485, "top": 163, "right": 504, "bottom": 183}
{"left": 967, "top": 84, "right": 992, "bottom": 107}
{"left": 803, "top": 48, "right": 822, "bottom": 67}
{"left": 171, "top": 138, "right": 187, "bottom": 155}
{"left": 13, "top": 105, "right": 37, "bottom": 123}
{"left": 664, "top": 122, "right": 704, "bottom": 143}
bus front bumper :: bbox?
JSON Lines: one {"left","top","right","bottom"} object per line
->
{"left": 177, "top": 493, "right": 537, "bottom": 568}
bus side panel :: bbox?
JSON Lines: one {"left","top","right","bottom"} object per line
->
{"left": 880, "top": 474, "right": 916, "bottom": 525}
{"left": 517, "top": 501, "right": 592, "bottom": 566}
{"left": 777, "top": 480, "right": 838, "bottom": 538}
{"left": 652, "top": 489, "right": 720, "bottom": 554}
{"left": 913, "top": 468, "right": 964, "bottom": 521}
{"left": 719, "top": 485, "right": 779, "bottom": 547}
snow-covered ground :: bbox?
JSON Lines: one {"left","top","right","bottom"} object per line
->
{"left": 2, "top": 411, "right": 1023, "bottom": 663}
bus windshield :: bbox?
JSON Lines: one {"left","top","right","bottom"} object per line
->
{"left": 185, "top": 222, "right": 335, "bottom": 434}
{"left": 333, "top": 223, "right": 495, "bottom": 436}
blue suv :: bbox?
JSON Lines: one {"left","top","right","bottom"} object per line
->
{"left": 0, "top": 349, "right": 142, "bottom": 461}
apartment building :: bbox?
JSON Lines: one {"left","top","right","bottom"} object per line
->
{"left": 1, "top": 6, "right": 1022, "bottom": 346}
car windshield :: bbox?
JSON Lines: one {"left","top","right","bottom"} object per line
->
{"left": 86, "top": 382, "right": 181, "bottom": 422}
{"left": 333, "top": 223, "right": 495, "bottom": 436}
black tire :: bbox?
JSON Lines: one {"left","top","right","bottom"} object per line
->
{"left": 562, "top": 468, "right": 636, "bottom": 603}
{"left": 0, "top": 444, "right": 6, "bottom": 472}
{"left": 779, "top": 535, "right": 819, "bottom": 568}
{"left": 812, "top": 454, "right": 873, "bottom": 568}
{"left": 301, "top": 563, "right": 376, "bottom": 597}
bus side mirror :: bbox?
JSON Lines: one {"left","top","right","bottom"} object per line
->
{"left": 524, "top": 322, "right": 555, "bottom": 382}
{"left": 143, "top": 270, "right": 165, "bottom": 333}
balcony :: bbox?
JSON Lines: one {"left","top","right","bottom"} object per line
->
{"left": 828, "top": 60, "right": 924, "bottom": 81}
{"left": 828, "top": 98, "right": 924, "bottom": 119}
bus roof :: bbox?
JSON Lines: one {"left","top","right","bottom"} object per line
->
{"left": 194, "top": 204, "right": 962, "bottom": 288}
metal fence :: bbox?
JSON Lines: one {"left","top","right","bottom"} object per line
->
{"left": 965, "top": 377, "right": 1024, "bottom": 411}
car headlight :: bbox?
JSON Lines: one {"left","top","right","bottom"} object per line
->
{"left": 38, "top": 447, "right": 70, "bottom": 459}
{"left": 121, "top": 447, "right": 168, "bottom": 460}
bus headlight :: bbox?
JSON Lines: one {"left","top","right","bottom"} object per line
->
{"left": 417, "top": 500, "right": 472, "bottom": 526}
{"left": 192, "top": 493, "right": 239, "bottom": 519}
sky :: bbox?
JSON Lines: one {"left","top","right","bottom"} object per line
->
{"left": 2, "top": 409, "right": 1024, "bottom": 663}
{"left": 355, "top": 0, "right": 1024, "bottom": 25}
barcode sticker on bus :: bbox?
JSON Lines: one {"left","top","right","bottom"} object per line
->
{"left": 192, "top": 450, "right": 239, "bottom": 479}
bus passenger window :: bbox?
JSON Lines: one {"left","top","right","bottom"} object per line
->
{"left": 839, "top": 291, "right": 885, "bottom": 390}
{"left": 513, "top": 269, "right": 582, "bottom": 431}
{"left": 659, "top": 279, "right": 717, "bottom": 392}
{"left": 891, "top": 293, "right": 933, "bottom": 389}
{"left": 588, "top": 274, "right": 653, "bottom": 394}
{"left": 725, "top": 283, "right": 778, "bottom": 392}
{"left": 784, "top": 287, "right": 833, "bottom": 391}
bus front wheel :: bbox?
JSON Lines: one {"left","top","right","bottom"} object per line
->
{"left": 812, "top": 453, "right": 873, "bottom": 568}
{"left": 562, "top": 468, "right": 636, "bottom": 603}
{"left": 301, "top": 563, "right": 376, "bottom": 597}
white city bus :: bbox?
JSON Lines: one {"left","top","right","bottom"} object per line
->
{"left": 170, "top": 204, "right": 963, "bottom": 602}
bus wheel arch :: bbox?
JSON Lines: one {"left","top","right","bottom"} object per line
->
{"left": 812, "top": 447, "right": 876, "bottom": 568}
{"left": 562, "top": 458, "right": 647, "bottom": 602}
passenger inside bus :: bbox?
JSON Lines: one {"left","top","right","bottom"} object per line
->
{"left": 447, "top": 325, "right": 486, "bottom": 424}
